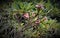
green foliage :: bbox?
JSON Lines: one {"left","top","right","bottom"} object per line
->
{"left": 12, "top": 2, "right": 35, "bottom": 12}
{"left": 10, "top": 1, "right": 60, "bottom": 38}
{"left": 0, "top": 0, "right": 60, "bottom": 38}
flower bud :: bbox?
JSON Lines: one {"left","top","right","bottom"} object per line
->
{"left": 23, "top": 13, "right": 29, "bottom": 19}
{"left": 35, "top": 4, "right": 44, "bottom": 9}
{"left": 35, "top": 19, "right": 40, "bottom": 24}
{"left": 43, "top": 16, "right": 48, "bottom": 20}
{"left": 32, "top": 13, "right": 36, "bottom": 17}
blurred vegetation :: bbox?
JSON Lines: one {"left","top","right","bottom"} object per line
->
{"left": 0, "top": 0, "right": 60, "bottom": 38}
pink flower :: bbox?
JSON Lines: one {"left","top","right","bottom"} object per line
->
{"left": 23, "top": 13, "right": 29, "bottom": 19}
{"left": 35, "top": 4, "right": 44, "bottom": 9}
{"left": 35, "top": 19, "right": 40, "bottom": 24}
